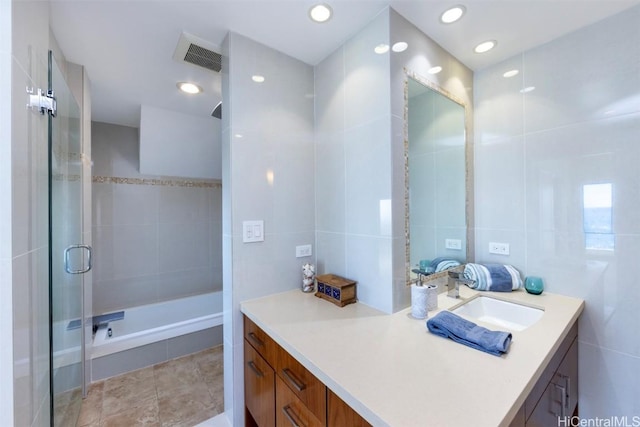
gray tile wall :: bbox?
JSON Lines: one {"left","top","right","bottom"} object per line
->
{"left": 221, "top": 32, "right": 315, "bottom": 425}
{"left": 8, "top": 1, "right": 54, "bottom": 426}
{"left": 314, "top": 9, "right": 394, "bottom": 313}
{"left": 91, "top": 121, "right": 222, "bottom": 314}
{"left": 474, "top": 5, "right": 640, "bottom": 418}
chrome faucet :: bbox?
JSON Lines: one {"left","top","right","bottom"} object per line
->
{"left": 411, "top": 268, "right": 432, "bottom": 287}
{"left": 447, "top": 271, "right": 474, "bottom": 298}
{"left": 411, "top": 269, "right": 425, "bottom": 287}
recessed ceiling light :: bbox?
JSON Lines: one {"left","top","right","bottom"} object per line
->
{"left": 474, "top": 40, "right": 497, "bottom": 54}
{"left": 374, "top": 44, "right": 389, "bottom": 54}
{"left": 252, "top": 75, "right": 265, "bottom": 83}
{"left": 520, "top": 86, "right": 536, "bottom": 93}
{"left": 428, "top": 66, "right": 443, "bottom": 74}
{"left": 392, "top": 42, "right": 408, "bottom": 53}
{"left": 440, "top": 5, "right": 466, "bottom": 24}
{"left": 177, "top": 82, "right": 202, "bottom": 94}
{"left": 503, "top": 69, "right": 519, "bottom": 78}
{"left": 309, "top": 4, "right": 332, "bottom": 23}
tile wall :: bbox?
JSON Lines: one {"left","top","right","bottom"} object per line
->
{"left": 221, "top": 32, "right": 315, "bottom": 424}
{"left": 474, "top": 5, "right": 640, "bottom": 418}
{"left": 314, "top": 8, "right": 474, "bottom": 314}
{"left": 0, "top": 0, "right": 13, "bottom": 423}
{"left": 10, "top": 1, "right": 52, "bottom": 426}
{"left": 314, "top": 9, "right": 394, "bottom": 313}
{"left": 389, "top": 9, "right": 474, "bottom": 311}
{"left": 91, "top": 121, "right": 222, "bottom": 314}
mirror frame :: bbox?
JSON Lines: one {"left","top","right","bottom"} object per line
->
{"left": 403, "top": 68, "right": 474, "bottom": 285}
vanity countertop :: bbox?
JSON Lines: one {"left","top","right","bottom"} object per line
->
{"left": 240, "top": 286, "right": 584, "bottom": 427}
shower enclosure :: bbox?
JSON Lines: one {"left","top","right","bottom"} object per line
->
{"left": 47, "top": 50, "right": 90, "bottom": 427}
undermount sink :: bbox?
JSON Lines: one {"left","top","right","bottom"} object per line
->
{"left": 451, "top": 295, "right": 544, "bottom": 331}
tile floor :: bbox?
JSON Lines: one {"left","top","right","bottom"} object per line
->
{"left": 76, "top": 345, "right": 224, "bottom": 427}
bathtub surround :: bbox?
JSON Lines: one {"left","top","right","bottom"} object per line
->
{"left": 473, "top": 5, "right": 640, "bottom": 418}
{"left": 90, "top": 292, "right": 223, "bottom": 381}
{"left": 91, "top": 121, "right": 223, "bottom": 314}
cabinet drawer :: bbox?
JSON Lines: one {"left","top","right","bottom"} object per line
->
{"left": 275, "top": 376, "right": 323, "bottom": 427}
{"left": 245, "top": 315, "right": 279, "bottom": 367}
{"left": 276, "top": 345, "right": 327, "bottom": 424}
{"left": 525, "top": 322, "right": 578, "bottom": 421}
{"left": 527, "top": 339, "right": 578, "bottom": 427}
{"left": 245, "top": 340, "right": 276, "bottom": 427}
{"left": 327, "top": 389, "right": 371, "bottom": 427}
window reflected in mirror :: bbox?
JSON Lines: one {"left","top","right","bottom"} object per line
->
{"left": 582, "top": 183, "right": 614, "bottom": 251}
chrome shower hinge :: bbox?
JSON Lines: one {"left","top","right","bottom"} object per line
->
{"left": 26, "top": 87, "right": 56, "bottom": 117}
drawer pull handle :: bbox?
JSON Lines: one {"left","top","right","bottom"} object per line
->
{"left": 248, "top": 332, "right": 265, "bottom": 348}
{"left": 552, "top": 382, "right": 567, "bottom": 418}
{"left": 282, "top": 404, "right": 306, "bottom": 427}
{"left": 247, "top": 361, "right": 264, "bottom": 378}
{"left": 282, "top": 368, "right": 306, "bottom": 392}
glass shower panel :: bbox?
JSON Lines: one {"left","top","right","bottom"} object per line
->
{"left": 49, "top": 51, "right": 84, "bottom": 427}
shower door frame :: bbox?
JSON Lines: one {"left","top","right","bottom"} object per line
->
{"left": 48, "top": 49, "right": 90, "bottom": 427}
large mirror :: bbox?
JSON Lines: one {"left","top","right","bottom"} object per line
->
{"left": 405, "top": 71, "right": 472, "bottom": 284}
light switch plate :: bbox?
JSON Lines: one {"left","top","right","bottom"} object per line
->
{"left": 243, "top": 220, "right": 264, "bottom": 243}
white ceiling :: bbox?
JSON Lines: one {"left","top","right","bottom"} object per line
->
{"left": 50, "top": 0, "right": 640, "bottom": 128}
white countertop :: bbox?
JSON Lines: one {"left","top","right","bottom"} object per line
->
{"left": 240, "top": 286, "right": 584, "bottom": 427}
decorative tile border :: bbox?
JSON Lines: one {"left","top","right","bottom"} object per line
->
{"left": 53, "top": 173, "right": 81, "bottom": 182}
{"left": 92, "top": 176, "right": 222, "bottom": 189}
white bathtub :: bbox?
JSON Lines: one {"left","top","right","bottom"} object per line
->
{"left": 92, "top": 291, "right": 223, "bottom": 360}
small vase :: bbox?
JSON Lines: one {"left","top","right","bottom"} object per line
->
{"left": 524, "top": 276, "right": 544, "bottom": 295}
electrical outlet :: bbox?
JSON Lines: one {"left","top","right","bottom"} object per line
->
{"left": 489, "top": 242, "right": 510, "bottom": 255}
{"left": 296, "top": 244, "right": 312, "bottom": 258}
{"left": 445, "top": 239, "right": 462, "bottom": 250}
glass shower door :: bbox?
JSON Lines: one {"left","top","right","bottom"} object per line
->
{"left": 49, "top": 51, "right": 87, "bottom": 427}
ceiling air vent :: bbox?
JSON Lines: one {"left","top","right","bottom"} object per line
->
{"left": 173, "top": 32, "right": 222, "bottom": 73}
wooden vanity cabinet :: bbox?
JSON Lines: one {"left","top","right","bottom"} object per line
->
{"left": 276, "top": 344, "right": 327, "bottom": 424}
{"left": 244, "top": 315, "right": 371, "bottom": 427}
{"left": 276, "top": 375, "right": 324, "bottom": 427}
{"left": 245, "top": 340, "right": 276, "bottom": 427}
{"left": 327, "top": 390, "right": 371, "bottom": 427}
{"left": 526, "top": 339, "right": 578, "bottom": 427}
{"left": 510, "top": 322, "right": 579, "bottom": 427}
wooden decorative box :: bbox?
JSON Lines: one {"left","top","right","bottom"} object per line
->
{"left": 315, "top": 274, "right": 357, "bottom": 307}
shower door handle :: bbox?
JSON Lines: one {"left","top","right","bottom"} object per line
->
{"left": 64, "top": 244, "right": 92, "bottom": 274}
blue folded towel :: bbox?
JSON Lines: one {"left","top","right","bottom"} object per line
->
{"left": 426, "top": 311, "right": 512, "bottom": 356}
{"left": 463, "top": 263, "right": 523, "bottom": 292}
{"left": 430, "top": 257, "right": 461, "bottom": 273}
